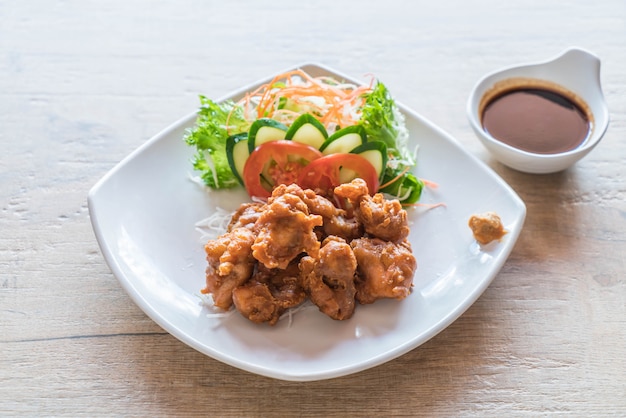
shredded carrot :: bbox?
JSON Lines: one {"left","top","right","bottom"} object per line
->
{"left": 421, "top": 178, "right": 439, "bottom": 189}
{"left": 402, "top": 202, "right": 447, "bottom": 209}
{"left": 227, "top": 69, "right": 373, "bottom": 131}
{"left": 271, "top": 108, "right": 302, "bottom": 125}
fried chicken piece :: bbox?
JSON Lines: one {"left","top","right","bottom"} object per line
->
{"left": 321, "top": 213, "right": 362, "bottom": 242}
{"left": 300, "top": 236, "right": 357, "bottom": 320}
{"left": 202, "top": 227, "right": 256, "bottom": 310}
{"left": 335, "top": 179, "right": 409, "bottom": 242}
{"left": 227, "top": 202, "right": 265, "bottom": 231}
{"left": 232, "top": 261, "right": 306, "bottom": 325}
{"left": 468, "top": 211, "right": 507, "bottom": 245}
{"left": 259, "top": 262, "right": 307, "bottom": 310}
{"left": 358, "top": 193, "right": 410, "bottom": 242}
{"left": 350, "top": 237, "right": 416, "bottom": 304}
{"left": 252, "top": 184, "right": 323, "bottom": 269}
{"left": 231, "top": 282, "right": 278, "bottom": 324}
{"left": 302, "top": 189, "right": 362, "bottom": 241}
{"left": 333, "top": 177, "right": 370, "bottom": 201}
{"left": 277, "top": 184, "right": 363, "bottom": 242}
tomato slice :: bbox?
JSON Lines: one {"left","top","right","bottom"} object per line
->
{"left": 296, "top": 153, "right": 379, "bottom": 196}
{"left": 242, "top": 140, "right": 323, "bottom": 199}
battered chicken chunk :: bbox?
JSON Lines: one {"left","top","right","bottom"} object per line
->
{"left": 232, "top": 261, "right": 306, "bottom": 325}
{"left": 333, "top": 177, "right": 370, "bottom": 201}
{"left": 351, "top": 237, "right": 416, "bottom": 304}
{"left": 320, "top": 212, "right": 362, "bottom": 242}
{"left": 231, "top": 282, "right": 278, "bottom": 324}
{"left": 278, "top": 184, "right": 363, "bottom": 242}
{"left": 468, "top": 211, "right": 506, "bottom": 245}
{"left": 300, "top": 236, "right": 357, "bottom": 320}
{"left": 202, "top": 227, "right": 256, "bottom": 310}
{"left": 335, "top": 179, "right": 409, "bottom": 242}
{"left": 252, "top": 184, "right": 323, "bottom": 269}
{"left": 227, "top": 202, "right": 265, "bottom": 231}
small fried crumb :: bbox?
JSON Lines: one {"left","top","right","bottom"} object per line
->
{"left": 468, "top": 212, "right": 506, "bottom": 245}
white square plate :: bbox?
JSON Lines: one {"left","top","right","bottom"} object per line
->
{"left": 88, "top": 63, "right": 526, "bottom": 381}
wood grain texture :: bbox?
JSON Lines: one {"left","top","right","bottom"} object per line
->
{"left": 1, "top": 0, "right": 625, "bottom": 416}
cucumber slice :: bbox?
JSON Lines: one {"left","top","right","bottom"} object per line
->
{"left": 248, "top": 118, "right": 288, "bottom": 153}
{"left": 351, "top": 141, "right": 388, "bottom": 181}
{"left": 226, "top": 133, "right": 249, "bottom": 185}
{"left": 285, "top": 114, "right": 328, "bottom": 149}
{"left": 338, "top": 167, "right": 359, "bottom": 184}
{"left": 319, "top": 125, "right": 367, "bottom": 155}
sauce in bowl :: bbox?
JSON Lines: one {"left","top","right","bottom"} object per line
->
{"left": 480, "top": 78, "right": 593, "bottom": 155}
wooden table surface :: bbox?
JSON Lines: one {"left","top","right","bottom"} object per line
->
{"left": 2, "top": 1, "right": 625, "bottom": 416}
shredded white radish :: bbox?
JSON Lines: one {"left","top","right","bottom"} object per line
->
{"left": 279, "top": 301, "right": 317, "bottom": 329}
{"left": 194, "top": 207, "right": 232, "bottom": 242}
{"left": 196, "top": 293, "right": 236, "bottom": 325}
{"left": 187, "top": 172, "right": 208, "bottom": 188}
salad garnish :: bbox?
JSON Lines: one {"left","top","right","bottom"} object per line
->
{"left": 184, "top": 69, "right": 423, "bottom": 204}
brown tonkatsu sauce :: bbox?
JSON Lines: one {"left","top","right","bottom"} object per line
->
{"left": 481, "top": 87, "right": 590, "bottom": 154}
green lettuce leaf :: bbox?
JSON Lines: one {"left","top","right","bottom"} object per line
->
{"left": 359, "top": 82, "right": 420, "bottom": 203}
{"left": 184, "top": 96, "right": 249, "bottom": 188}
{"left": 359, "top": 82, "right": 411, "bottom": 158}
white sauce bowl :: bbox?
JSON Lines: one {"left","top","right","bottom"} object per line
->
{"left": 467, "top": 47, "right": 609, "bottom": 174}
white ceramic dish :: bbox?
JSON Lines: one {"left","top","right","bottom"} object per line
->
{"left": 467, "top": 47, "right": 609, "bottom": 174}
{"left": 88, "top": 63, "right": 526, "bottom": 381}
